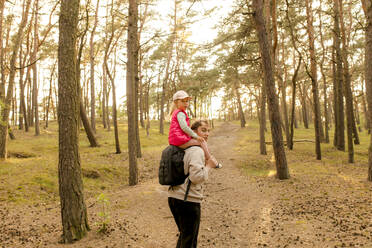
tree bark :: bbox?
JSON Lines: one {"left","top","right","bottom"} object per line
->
{"left": 362, "top": 0, "right": 372, "bottom": 181}
{"left": 334, "top": 0, "right": 345, "bottom": 151}
{"left": 127, "top": 0, "right": 139, "bottom": 185}
{"left": 76, "top": 4, "right": 98, "bottom": 148}
{"left": 105, "top": 60, "right": 120, "bottom": 154}
{"left": 89, "top": 0, "right": 100, "bottom": 133}
{"left": 58, "top": 0, "right": 89, "bottom": 242}
{"left": 259, "top": 83, "right": 267, "bottom": 155}
{"left": 233, "top": 76, "right": 245, "bottom": 128}
{"left": 160, "top": 0, "right": 177, "bottom": 134}
{"left": 32, "top": 0, "right": 40, "bottom": 136}
{"left": 45, "top": 62, "right": 56, "bottom": 128}
{"left": 339, "top": 0, "right": 354, "bottom": 162}
{"left": 362, "top": 82, "right": 370, "bottom": 132}
{"left": 288, "top": 57, "right": 302, "bottom": 150}
{"left": 318, "top": 0, "right": 330, "bottom": 143}
{"left": 305, "top": 0, "right": 322, "bottom": 160}
{"left": 253, "top": 0, "right": 289, "bottom": 180}
{"left": 0, "top": 0, "right": 31, "bottom": 159}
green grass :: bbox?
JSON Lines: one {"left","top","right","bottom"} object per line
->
{"left": 1, "top": 120, "right": 171, "bottom": 204}
{"left": 234, "top": 119, "right": 371, "bottom": 180}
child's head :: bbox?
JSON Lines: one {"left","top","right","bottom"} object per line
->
{"left": 172, "top": 90, "right": 191, "bottom": 111}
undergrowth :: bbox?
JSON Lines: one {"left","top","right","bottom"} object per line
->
{"left": 1, "top": 120, "right": 170, "bottom": 204}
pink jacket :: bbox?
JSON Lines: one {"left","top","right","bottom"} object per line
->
{"left": 168, "top": 109, "right": 192, "bottom": 146}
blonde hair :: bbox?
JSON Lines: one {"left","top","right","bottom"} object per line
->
{"left": 167, "top": 101, "right": 178, "bottom": 121}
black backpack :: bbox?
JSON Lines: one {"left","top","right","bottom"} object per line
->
{"left": 159, "top": 145, "right": 193, "bottom": 201}
{"left": 159, "top": 145, "right": 188, "bottom": 186}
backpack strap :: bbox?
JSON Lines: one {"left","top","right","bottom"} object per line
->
{"left": 183, "top": 178, "right": 192, "bottom": 202}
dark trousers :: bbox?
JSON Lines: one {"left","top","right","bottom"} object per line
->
{"left": 168, "top": 197, "right": 201, "bottom": 248}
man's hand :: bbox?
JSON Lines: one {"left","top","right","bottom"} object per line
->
{"left": 206, "top": 156, "right": 218, "bottom": 168}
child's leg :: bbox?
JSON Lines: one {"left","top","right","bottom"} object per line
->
{"left": 178, "top": 139, "right": 200, "bottom": 149}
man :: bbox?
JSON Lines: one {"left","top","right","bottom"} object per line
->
{"left": 168, "top": 120, "right": 218, "bottom": 248}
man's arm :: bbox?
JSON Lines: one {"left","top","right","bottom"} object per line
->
{"left": 185, "top": 148, "right": 209, "bottom": 184}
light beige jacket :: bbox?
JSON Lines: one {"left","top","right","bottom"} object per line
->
{"left": 168, "top": 146, "right": 210, "bottom": 203}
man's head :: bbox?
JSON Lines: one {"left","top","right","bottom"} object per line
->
{"left": 191, "top": 120, "right": 210, "bottom": 141}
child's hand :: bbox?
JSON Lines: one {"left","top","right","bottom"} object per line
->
{"left": 196, "top": 136, "right": 205, "bottom": 142}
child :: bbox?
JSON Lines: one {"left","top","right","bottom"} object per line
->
{"left": 168, "top": 90, "right": 221, "bottom": 168}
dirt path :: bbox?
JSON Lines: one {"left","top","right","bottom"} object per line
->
{"left": 1, "top": 122, "right": 273, "bottom": 248}
{"left": 100, "top": 121, "right": 273, "bottom": 248}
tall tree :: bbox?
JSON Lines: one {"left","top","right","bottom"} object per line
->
{"left": 32, "top": 0, "right": 40, "bottom": 136}
{"left": 89, "top": 0, "right": 100, "bottom": 133}
{"left": 253, "top": 0, "right": 290, "bottom": 180}
{"left": 318, "top": 0, "right": 330, "bottom": 143}
{"left": 362, "top": 0, "right": 372, "bottom": 181}
{"left": 0, "top": 0, "right": 31, "bottom": 159}
{"left": 339, "top": 0, "right": 354, "bottom": 162}
{"left": 334, "top": 0, "right": 345, "bottom": 151}
{"left": 160, "top": 0, "right": 177, "bottom": 134}
{"left": 76, "top": 6, "right": 99, "bottom": 148}
{"left": 305, "top": 0, "right": 322, "bottom": 160}
{"left": 58, "top": 0, "right": 89, "bottom": 242}
{"left": 127, "top": 0, "right": 139, "bottom": 185}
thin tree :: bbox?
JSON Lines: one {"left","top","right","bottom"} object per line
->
{"left": 76, "top": 2, "right": 99, "bottom": 147}
{"left": 318, "top": 0, "right": 330, "bottom": 143}
{"left": 45, "top": 62, "right": 56, "bottom": 128}
{"left": 0, "top": 0, "right": 31, "bottom": 159}
{"left": 334, "top": 0, "right": 345, "bottom": 151}
{"left": 89, "top": 0, "right": 100, "bottom": 133}
{"left": 305, "top": 0, "right": 322, "bottom": 160}
{"left": 339, "top": 0, "right": 354, "bottom": 162}
{"left": 127, "top": 0, "right": 139, "bottom": 185}
{"left": 32, "top": 0, "right": 40, "bottom": 136}
{"left": 253, "top": 0, "right": 290, "bottom": 180}
{"left": 58, "top": 0, "right": 89, "bottom": 242}
{"left": 160, "top": 0, "right": 177, "bottom": 135}
{"left": 361, "top": 0, "right": 372, "bottom": 181}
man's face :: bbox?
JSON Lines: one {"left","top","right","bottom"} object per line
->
{"left": 196, "top": 123, "right": 210, "bottom": 141}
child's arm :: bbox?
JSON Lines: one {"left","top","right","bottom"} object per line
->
{"left": 176, "top": 112, "right": 200, "bottom": 139}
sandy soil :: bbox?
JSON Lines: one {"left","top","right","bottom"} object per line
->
{"left": 1, "top": 122, "right": 372, "bottom": 248}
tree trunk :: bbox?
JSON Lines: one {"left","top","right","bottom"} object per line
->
{"left": 105, "top": 61, "right": 120, "bottom": 154}
{"left": 45, "top": 63, "right": 56, "bottom": 128}
{"left": 362, "top": 0, "right": 372, "bottom": 181}
{"left": 102, "top": 64, "right": 107, "bottom": 129}
{"left": 233, "top": 78, "right": 245, "bottom": 128}
{"left": 334, "top": 0, "right": 345, "bottom": 151}
{"left": 127, "top": 0, "right": 139, "bottom": 186}
{"left": 259, "top": 84, "right": 267, "bottom": 155}
{"left": 362, "top": 82, "right": 370, "bottom": 132}
{"left": 299, "top": 84, "right": 309, "bottom": 129}
{"left": 305, "top": 0, "right": 322, "bottom": 160}
{"left": 0, "top": 0, "right": 31, "bottom": 159}
{"left": 288, "top": 58, "right": 301, "bottom": 150}
{"left": 89, "top": 0, "right": 100, "bottom": 133}
{"left": 134, "top": 36, "right": 141, "bottom": 159}
{"left": 32, "top": 0, "right": 40, "bottom": 136}
{"left": 318, "top": 3, "right": 330, "bottom": 143}
{"left": 339, "top": 0, "right": 354, "bottom": 162}
{"left": 76, "top": 7, "right": 99, "bottom": 148}
{"left": 253, "top": 0, "right": 289, "bottom": 180}
{"left": 58, "top": 0, "right": 89, "bottom": 242}
{"left": 18, "top": 47, "right": 25, "bottom": 130}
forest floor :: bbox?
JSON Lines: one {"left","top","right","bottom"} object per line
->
{"left": 1, "top": 121, "right": 372, "bottom": 247}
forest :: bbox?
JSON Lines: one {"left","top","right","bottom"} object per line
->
{"left": 0, "top": 0, "right": 372, "bottom": 247}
